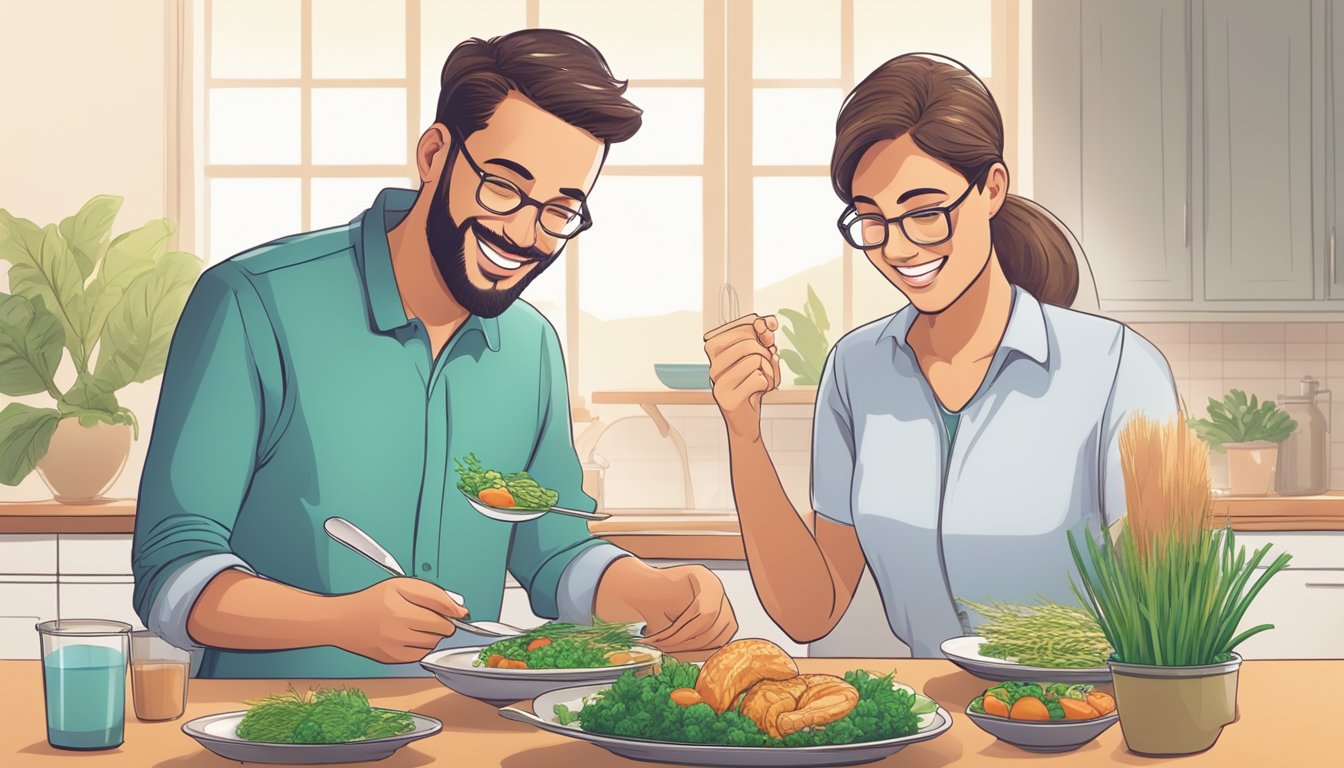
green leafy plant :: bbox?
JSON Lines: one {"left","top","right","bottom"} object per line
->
{"left": 1188, "top": 389, "right": 1296, "bottom": 452}
{"left": 776, "top": 285, "right": 830, "bottom": 386}
{"left": 0, "top": 196, "right": 203, "bottom": 485}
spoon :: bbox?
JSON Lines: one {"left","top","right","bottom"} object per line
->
{"left": 461, "top": 491, "right": 610, "bottom": 523}
{"left": 323, "top": 517, "right": 525, "bottom": 639}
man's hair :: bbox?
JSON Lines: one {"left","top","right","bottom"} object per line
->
{"left": 434, "top": 28, "right": 642, "bottom": 143}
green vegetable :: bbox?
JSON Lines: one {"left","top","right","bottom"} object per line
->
{"left": 1069, "top": 521, "right": 1292, "bottom": 667}
{"left": 777, "top": 285, "right": 831, "bottom": 386}
{"left": 235, "top": 687, "right": 415, "bottom": 744}
{"left": 1188, "top": 389, "right": 1297, "bottom": 452}
{"left": 0, "top": 198, "right": 203, "bottom": 485}
{"left": 474, "top": 619, "right": 638, "bottom": 669}
{"left": 553, "top": 704, "right": 579, "bottom": 726}
{"left": 568, "top": 659, "right": 920, "bottom": 747}
{"left": 454, "top": 453, "right": 559, "bottom": 510}
{"left": 959, "top": 597, "right": 1112, "bottom": 668}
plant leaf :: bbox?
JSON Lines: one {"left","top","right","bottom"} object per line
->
{"left": 0, "top": 403, "right": 61, "bottom": 485}
{"left": 61, "top": 374, "right": 120, "bottom": 415}
{"left": 78, "top": 239, "right": 165, "bottom": 367}
{"left": 8, "top": 226, "right": 87, "bottom": 370}
{"left": 93, "top": 250, "right": 202, "bottom": 390}
{"left": 806, "top": 284, "right": 830, "bottom": 335}
{"left": 58, "top": 195, "right": 123, "bottom": 280}
{"left": 0, "top": 293, "right": 64, "bottom": 397}
{"left": 0, "top": 209, "right": 46, "bottom": 270}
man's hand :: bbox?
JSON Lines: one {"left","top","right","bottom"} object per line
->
{"left": 595, "top": 559, "right": 737, "bottom": 654}
{"left": 328, "top": 577, "right": 468, "bottom": 664}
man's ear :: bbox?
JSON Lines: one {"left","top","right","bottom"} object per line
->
{"left": 417, "top": 124, "right": 452, "bottom": 183}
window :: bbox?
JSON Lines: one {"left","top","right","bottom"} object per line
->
{"left": 194, "top": 0, "right": 1017, "bottom": 398}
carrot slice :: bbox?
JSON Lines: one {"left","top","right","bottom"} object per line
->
{"left": 1009, "top": 697, "right": 1051, "bottom": 721}
{"left": 1059, "top": 698, "right": 1101, "bottom": 720}
{"left": 983, "top": 694, "right": 1010, "bottom": 718}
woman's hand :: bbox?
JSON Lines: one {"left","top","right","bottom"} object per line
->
{"left": 704, "top": 314, "right": 781, "bottom": 441}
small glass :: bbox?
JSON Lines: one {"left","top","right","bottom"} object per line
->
{"left": 37, "top": 619, "right": 132, "bottom": 751}
{"left": 129, "top": 630, "right": 191, "bottom": 721}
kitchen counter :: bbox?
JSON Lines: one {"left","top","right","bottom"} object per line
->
{"left": 0, "top": 658, "right": 1336, "bottom": 765}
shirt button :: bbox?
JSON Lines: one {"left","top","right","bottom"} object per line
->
{"left": 420, "top": 562, "right": 432, "bottom": 573}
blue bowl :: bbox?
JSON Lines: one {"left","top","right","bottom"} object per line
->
{"left": 654, "top": 363, "right": 711, "bottom": 390}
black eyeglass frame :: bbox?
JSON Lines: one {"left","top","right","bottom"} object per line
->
{"left": 837, "top": 173, "right": 984, "bottom": 250}
{"left": 449, "top": 129, "right": 593, "bottom": 240}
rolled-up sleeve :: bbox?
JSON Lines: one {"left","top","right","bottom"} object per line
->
{"left": 811, "top": 347, "right": 857, "bottom": 526}
{"left": 508, "top": 322, "right": 629, "bottom": 620}
{"left": 132, "top": 263, "right": 264, "bottom": 647}
{"left": 1100, "top": 327, "right": 1181, "bottom": 528}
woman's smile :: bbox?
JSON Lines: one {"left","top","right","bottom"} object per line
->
{"left": 894, "top": 257, "right": 947, "bottom": 288}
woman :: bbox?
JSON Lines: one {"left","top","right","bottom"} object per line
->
{"left": 705, "top": 54, "right": 1178, "bottom": 656}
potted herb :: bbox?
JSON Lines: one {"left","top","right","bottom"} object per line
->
{"left": 777, "top": 285, "right": 830, "bottom": 387}
{"left": 1189, "top": 390, "right": 1296, "bottom": 496}
{"left": 1068, "top": 414, "right": 1291, "bottom": 756}
{"left": 0, "top": 196, "right": 202, "bottom": 502}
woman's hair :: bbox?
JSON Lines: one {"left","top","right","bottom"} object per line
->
{"left": 830, "top": 53, "right": 1078, "bottom": 307}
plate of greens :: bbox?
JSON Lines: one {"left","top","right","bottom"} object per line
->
{"left": 498, "top": 655, "right": 951, "bottom": 767}
{"left": 181, "top": 687, "right": 440, "bottom": 765}
{"left": 421, "top": 620, "right": 658, "bottom": 705}
{"left": 942, "top": 599, "right": 1113, "bottom": 683}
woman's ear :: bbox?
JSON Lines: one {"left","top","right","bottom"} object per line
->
{"left": 416, "top": 124, "right": 451, "bottom": 184}
{"left": 984, "top": 162, "right": 1010, "bottom": 218}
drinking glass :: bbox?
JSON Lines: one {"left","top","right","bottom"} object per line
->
{"left": 130, "top": 630, "right": 191, "bottom": 721}
{"left": 37, "top": 619, "right": 132, "bottom": 750}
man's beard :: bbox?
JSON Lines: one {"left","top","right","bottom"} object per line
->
{"left": 425, "top": 158, "right": 559, "bottom": 319}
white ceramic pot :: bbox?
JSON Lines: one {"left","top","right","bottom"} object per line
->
{"left": 1223, "top": 441, "right": 1278, "bottom": 496}
{"left": 35, "top": 419, "right": 133, "bottom": 503}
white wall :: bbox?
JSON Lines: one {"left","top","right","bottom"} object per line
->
{"left": 0, "top": 0, "right": 171, "bottom": 500}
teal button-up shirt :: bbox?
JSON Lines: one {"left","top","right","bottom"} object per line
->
{"left": 132, "top": 188, "right": 626, "bottom": 678}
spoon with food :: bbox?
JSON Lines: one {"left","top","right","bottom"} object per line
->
{"left": 455, "top": 454, "right": 609, "bottom": 522}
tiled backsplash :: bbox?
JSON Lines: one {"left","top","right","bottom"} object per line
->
{"left": 587, "top": 323, "right": 1344, "bottom": 512}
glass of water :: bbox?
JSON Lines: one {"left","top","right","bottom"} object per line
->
{"left": 37, "top": 619, "right": 132, "bottom": 750}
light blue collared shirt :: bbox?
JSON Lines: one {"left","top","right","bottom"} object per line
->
{"left": 811, "top": 287, "right": 1178, "bottom": 657}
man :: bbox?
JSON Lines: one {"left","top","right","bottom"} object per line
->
{"left": 131, "top": 29, "right": 737, "bottom": 678}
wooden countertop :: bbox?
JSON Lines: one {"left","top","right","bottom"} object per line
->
{"left": 0, "top": 658, "right": 1336, "bottom": 765}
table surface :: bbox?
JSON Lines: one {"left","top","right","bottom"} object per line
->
{"left": 2, "top": 658, "right": 1336, "bottom": 766}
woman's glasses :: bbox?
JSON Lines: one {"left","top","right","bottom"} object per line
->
{"left": 838, "top": 179, "right": 978, "bottom": 250}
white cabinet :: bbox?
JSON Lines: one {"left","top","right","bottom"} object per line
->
{"left": 1229, "top": 533, "right": 1344, "bottom": 660}
{"left": 58, "top": 578, "right": 143, "bottom": 630}
{"left": 0, "top": 581, "right": 57, "bottom": 660}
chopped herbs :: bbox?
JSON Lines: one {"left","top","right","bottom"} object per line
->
{"left": 235, "top": 687, "right": 414, "bottom": 744}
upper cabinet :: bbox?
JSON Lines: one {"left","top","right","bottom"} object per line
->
{"left": 1202, "top": 0, "right": 1315, "bottom": 301}
{"left": 1036, "top": 0, "right": 1342, "bottom": 317}
{"left": 1080, "top": 0, "right": 1190, "bottom": 302}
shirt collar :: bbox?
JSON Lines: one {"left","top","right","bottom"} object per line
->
{"left": 877, "top": 284, "right": 1049, "bottom": 367}
{"left": 356, "top": 187, "right": 501, "bottom": 352}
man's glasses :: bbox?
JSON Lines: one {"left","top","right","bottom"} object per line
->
{"left": 451, "top": 130, "right": 592, "bottom": 239}
{"left": 838, "top": 179, "right": 979, "bottom": 250}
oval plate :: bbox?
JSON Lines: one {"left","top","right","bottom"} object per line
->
{"left": 421, "top": 644, "right": 662, "bottom": 706}
{"left": 940, "top": 636, "right": 1111, "bottom": 684}
{"left": 500, "top": 682, "right": 953, "bottom": 768}
{"left": 181, "top": 710, "right": 441, "bottom": 765}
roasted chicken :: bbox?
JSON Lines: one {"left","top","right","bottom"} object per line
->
{"left": 694, "top": 640, "right": 861, "bottom": 737}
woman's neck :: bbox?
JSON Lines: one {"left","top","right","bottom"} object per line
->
{"left": 912, "top": 250, "right": 1014, "bottom": 364}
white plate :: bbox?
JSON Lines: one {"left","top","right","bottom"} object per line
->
{"left": 940, "top": 636, "right": 1112, "bottom": 684}
{"left": 499, "top": 681, "right": 953, "bottom": 767}
{"left": 964, "top": 706, "right": 1119, "bottom": 753}
{"left": 421, "top": 644, "right": 662, "bottom": 706}
{"left": 181, "top": 710, "right": 440, "bottom": 765}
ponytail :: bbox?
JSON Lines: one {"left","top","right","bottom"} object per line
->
{"left": 991, "top": 195, "right": 1079, "bottom": 307}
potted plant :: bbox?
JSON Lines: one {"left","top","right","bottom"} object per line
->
{"left": 1068, "top": 413, "right": 1291, "bottom": 757}
{"left": 0, "top": 196, "right": 202, "bottom": 502}
{"left": 777, "top": 285, "right": 830, "bottom": 387}
{"left": 1189, "top": 390, "right": 1296, "bottom": 496}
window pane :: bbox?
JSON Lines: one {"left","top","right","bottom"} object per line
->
{"left": 853, "top": 0, "right": 992, "bottom": 81}
{"left": 576, "top": 176, "right": 703, "bottom": 393}
{"left": 540, "top": 0, "right": 703, "bottom": 79}
{"left": 753, "top": 177, "right": 843, "bottom": 369}
{"left": 209, "top": 178, "right": 302, "bottom": 264}
{"left": 311, "top": 88, "right": 408, "bottom": 165}
{"left": 419, "top": 0, "right": 528, "bottom": 129}
{"left": 607, "top": 88, "right": 703, "bottom": 166}
{"left": 211, "top": 0, "right": 301, "bottom": 79}
{"left": 753, "top": 89, "right": 843, "bottom": 166}
{"left": 753, "top": 0, "right": 840, "bottom": 79}
{"left": 209, "top": 88, "right": 301, "bottom": 164}
{"left": 313, "top": 0, "right": 406, "bottom": 79}
{"left": 311, "top": 177, "right": 415, "bottom": 229}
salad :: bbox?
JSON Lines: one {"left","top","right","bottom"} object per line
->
{"left": 473, "top": 620, "right": 651, "bottom": 670}
{"left": 455, "top": 453, "right": 558, "bottom": 511}
{"left": 553, "top": 639, "right": 940, "bottom": 747}
{"left": 234, "top": 687, "right": 415, "bottom": 744}
{"left": 969, "top": 681, "right": 1116, "bottom": 721}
